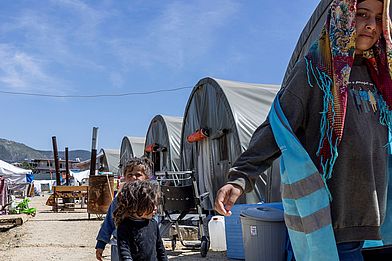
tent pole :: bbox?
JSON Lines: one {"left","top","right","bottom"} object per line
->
{"left": 89, "top": 127, "right": 98, "bottom": 176}
{"left": 52, "top": 136, "right": 61, "bottom": 186}
{"left": 65, "top": 147, "right": 70, "bottom": 186}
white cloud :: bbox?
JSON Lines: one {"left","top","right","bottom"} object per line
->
{"left": 0, "top": 4, "right": 106, "bottom": 93}
{"left": 52, "top": 0, "right": 108, "bottom": 40}
{"left": 0, "top": 0, "right": 240, "bottom": 94}
{"left": 0, "top": 44, "right": 67, "bottom": 94}
{"left": 108, "top": 0, "right": 240, "bottom": 71}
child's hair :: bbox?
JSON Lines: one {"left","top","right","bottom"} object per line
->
{"left": 122, "top": 156, "right": 154, "bottom": 178}
{"left": 113, "top": 180, "right": 160, "bottom": 226}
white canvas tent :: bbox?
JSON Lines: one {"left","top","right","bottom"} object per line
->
{"left": 33, "top": 180, "right": 56, "bottom": 193}
{"left": 145, "top": 115, "right": 183, "bottom": 172}
{"left": 0, "top": 159, "right": 32, "bottom": 185}
{"left": 180, "top": 77, "right": 280, "bottom": 210}
{"left": 70, "top": 169, "right": 90, "bottom": 184}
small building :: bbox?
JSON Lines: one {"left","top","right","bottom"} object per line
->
{"left": 30, "top": 158, "right": 79, "bottom": 180}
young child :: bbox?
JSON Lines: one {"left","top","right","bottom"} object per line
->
{"left": 114, "top": 180, "right": 167, "bottom": 261}
{"left": 95, "top": 157, "right": 154, "bottom": 261}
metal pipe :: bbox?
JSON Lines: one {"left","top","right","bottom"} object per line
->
{"left": 52, "top": 136, "right": 61, "bottom": 186}
{"left": 65, "top": 147, "right": 70, "bottom": 185}
{"left": 89, "top": 127, "right": 98, "bottom": 176}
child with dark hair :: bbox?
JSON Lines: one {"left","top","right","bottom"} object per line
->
{"left": 95, "top": 157, "right": 154, "bottom": 261}
{"left": 114, "top": 180, "right": 167, "bottom": 261}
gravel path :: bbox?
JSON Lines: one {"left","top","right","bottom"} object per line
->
{"left": 0, "top": 194, "right": 228, "bottom": 261}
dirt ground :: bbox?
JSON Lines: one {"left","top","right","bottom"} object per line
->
{"left": 0, "top": 194, "right": 228, "bottom": 261}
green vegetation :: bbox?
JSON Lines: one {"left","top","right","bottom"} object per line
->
{"left": 10, "top": 198, "right": 37, "bottom": 216}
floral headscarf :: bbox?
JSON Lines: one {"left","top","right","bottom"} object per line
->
{"left": 305, "top": 0, "right": 392, "bottom": 182}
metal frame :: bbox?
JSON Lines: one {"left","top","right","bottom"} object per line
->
{"left": 156, "top": 171, "right": 210, "bottom": 257}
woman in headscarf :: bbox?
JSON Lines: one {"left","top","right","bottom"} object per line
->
{"left": 215, "top": 0, "right": 392, "bottom": 260}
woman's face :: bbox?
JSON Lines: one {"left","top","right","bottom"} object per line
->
{"left": 355, "top": 0, "right": 383, "bottom": 54}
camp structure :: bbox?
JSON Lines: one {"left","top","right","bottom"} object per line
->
{"left": 0, "top": 159, "right": 33, "bottom": 195}
{"left": 96, "top": 149, "right": 120, "bottom": 175}
{"left": 282, "top": 0, "right": 332, "bottom": 86}
{"left": 119, "top": 136, "right": 145, "bottom": 176}
{"left": 144, "top": 115, "right": 182, "bottom": 172}
{"left": 76, "top": 148, "right": 121, "bottom": 175}
{"left": 180, "top": 77, "right": 280, "bottom": 210}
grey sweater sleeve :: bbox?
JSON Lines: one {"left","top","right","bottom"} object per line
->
{"left": 227, "top": 60, "right": 309, "bottom": 193}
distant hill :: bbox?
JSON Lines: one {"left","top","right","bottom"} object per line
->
{"left": 0, "top": 138, "right": 90, "bottom": 163}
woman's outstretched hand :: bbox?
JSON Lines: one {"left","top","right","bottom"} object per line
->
{"left": 214, "top": 184, "right": 243, "bottom": 216}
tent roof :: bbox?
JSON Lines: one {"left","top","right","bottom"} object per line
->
{"left": 97, "top": 148, "right": 120, "bottom": 174}
{"left": 145, "top": 115, "right": 183, "bottom": 170}
{"left": 183, "top": 77, "right": 280, "bottom": 151}
{"left": 0, "top": 159, "right": 32, "bottom": 175}
{"left": 121, "top": 136, "right": 145, "bottom": 158}
{"left": 282, "top": 0, "right": 332, "bottom": 86}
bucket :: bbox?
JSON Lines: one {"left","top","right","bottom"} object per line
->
{"left": 208, "top": 215, "right": 227, "bottom": 251}
{"left": 87, "top": 175, "right": 114, "bottom": 214}
{"left": 225, "top": 202, "right": 283, "bottom": 259}
{"left": 240, "top": 206, "right": 286, "bottom": 261}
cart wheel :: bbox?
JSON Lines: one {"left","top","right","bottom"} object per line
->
{"left": 171, "top": 237, "right": 177, "bottom": 251}
{"left": 200, "top": 238, "right": 209, "bottom": 257}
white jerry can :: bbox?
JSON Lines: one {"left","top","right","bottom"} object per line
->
{"left": 208, "top": 215, "right": 227, "bottom": 251}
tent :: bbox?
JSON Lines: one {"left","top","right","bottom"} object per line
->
{"left": 282, "top": 0, "right": 332, "bottom": 87}
{"left": 0, "top": 159, "right": 33, "bottom": 185}
{"left": 33, "top": 179, "right": 56, "bottom": 193}
{"left": 97, "top": 149, "right": 120, "bottom": 176}
{"left": 70, "top": 169, "right": 90, "bottom": 184}
{"left": 144, "top": 115, "right": 183, "bottom": 172}
{"left": 119, "top": 136, "right": 145, "bottom": 176}
{"left": 180, "top": 77, "right": 280, "bottom": 210}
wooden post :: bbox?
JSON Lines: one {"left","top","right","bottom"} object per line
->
{"left": 65, "top": 147, "right": 70, "bottom": 186}
{"left": 52, "top": 136, "right": 61, "bottom": 186}
{"left": 89, "top": 127, "right": 98, "bottom": 176}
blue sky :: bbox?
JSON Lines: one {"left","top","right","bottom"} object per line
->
{"left": 0, "top": 0, "right": 320, "bottom": 151}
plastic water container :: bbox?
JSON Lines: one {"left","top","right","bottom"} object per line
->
{"left": 240, "top": 206, "right": 286, "bottom": 261}
{"left": 208, "top": 215, "right": 227, "bottom": 251}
